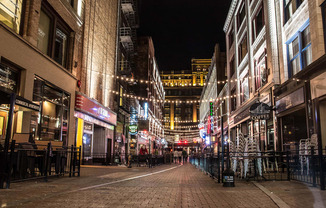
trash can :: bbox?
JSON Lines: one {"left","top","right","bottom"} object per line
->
{"left": 223, "top": 169, "right": 235, "bottom": 187}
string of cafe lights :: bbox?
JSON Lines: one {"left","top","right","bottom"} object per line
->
{"left": 109, "top": 89, "right": 244, "bottom": 103}
{"left": 110, "top": 73, "right": 283, "bottom": 87}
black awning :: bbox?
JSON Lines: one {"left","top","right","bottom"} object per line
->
{"left": 0, "top": 89, "right": 40, "bottom": 111}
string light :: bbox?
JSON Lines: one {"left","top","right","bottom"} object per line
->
{"left": 109, "top": 89, "right": 244, "bottom": 103}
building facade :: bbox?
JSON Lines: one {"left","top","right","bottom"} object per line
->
{"left": 224, "top": 0, "right": 280, "bottom": 152}
{"left": 0, "top": 0, "right": 84, "bottom": 149}
{"left": 223, "top": 0, "right": 326, "bottom": 153}
{"left": 135, "top": 36, "right": 165, "bottom": 155}
{"left": 199, "top": 44, "right": 226, "bottom": 152}
{"left": 273, "top": 0, "right": 326, "bottom": 152}
{"left": 161, "top": 59, "right": 210, "bottom": 145}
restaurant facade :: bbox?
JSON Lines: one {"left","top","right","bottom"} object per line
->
{"left": 0, "top": 0, "right": 83, "bottom": 148}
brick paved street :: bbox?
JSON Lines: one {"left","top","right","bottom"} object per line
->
{"left": 0, "top": 163, "right": 279, "bottom": 208}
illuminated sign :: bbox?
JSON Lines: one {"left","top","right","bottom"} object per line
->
{"left": 144, "top": 102, "right": 148, "bottom": 119}
{"left": 129, "top": 125, "right": 138, "bottom": 135}
{"left": 75, "top": 92, "right": 117, "bottom": 125}
{"left": 210, "top": 102, "right": 214, "bottom": 116}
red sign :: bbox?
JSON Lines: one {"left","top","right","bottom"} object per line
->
{"left": 75, "top": 92, "right": 117, "bottom": 126}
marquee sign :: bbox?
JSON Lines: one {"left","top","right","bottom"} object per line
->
{"left": 75, "top": 92, "right": 117, "bottom": 126}
{"left": 249, "top": 102, "right": 271, "bottom": 120}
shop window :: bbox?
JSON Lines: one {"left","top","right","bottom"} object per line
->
{"left": 238, "top": 36, "right": 248, "bottom": 64}
{"left": 237, "top": 2, "right": 246, "bottom": 30}
{"left": 286, "top": 21, "right": 311, "bottom": 77}
{"left": 255, "top": 52, "right": 267, "bottom": 90}
{"left": 252, "top": 4, "right": 264, "bottom": 41}
{"left": 0, "top": 0, "right": 23, "bottom": 33}
{"left": 33, "top": 77, "right": 70, "bottom": 143}
{"left": 240, "top": 75, "right": 249, "bottom": 104}
{"left": 37, "top": 2, "right": 72, "bottom": 69}
{"left": 284, "top": 0, "right": 303, "bottom": 24}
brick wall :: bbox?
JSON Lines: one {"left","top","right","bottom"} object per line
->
{"left": 79, "top": 0, "right": 118, "bottom": 109}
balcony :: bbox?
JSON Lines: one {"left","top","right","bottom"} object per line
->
{"left": 120, "top": 27, "right": 132, "bottom": 43}
{"left": 119, "top": 60, "right": 132, "bottom": 75}
{"left": 121, "top": 0, "right": 134, "bottom": 13}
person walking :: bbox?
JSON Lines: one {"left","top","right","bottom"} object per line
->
{"left": 173, "top": 150, "right": 178, "bottom": 163}
{"left": 182, "top": 149, "right": 187, "bottom": 163}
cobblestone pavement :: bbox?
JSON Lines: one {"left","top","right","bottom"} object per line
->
{"left": 0, "top": 164, "right": 278, "bottom": 208}
{"left": 256, "top": 180, "right": 326, "bottom": 208}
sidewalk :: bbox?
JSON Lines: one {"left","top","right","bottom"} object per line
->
{"left": 0, "top": 163, "right": 278, "bottom": 208}
{"left": 254, "top": 180, "right": 326, "bottom": 208}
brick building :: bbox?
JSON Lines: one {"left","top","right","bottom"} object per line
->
{"left": 135, "top": 36, "right": 165, "bottom": 154}
{"left": 0, "top": 0, "right": 84, "bottom": 149}
{"left": 74, "top": 0, "right": 119, "bottom": 164}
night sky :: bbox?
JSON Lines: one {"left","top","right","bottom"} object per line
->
{"left": 138, "top": 0, "right": 232, "bottom": 71}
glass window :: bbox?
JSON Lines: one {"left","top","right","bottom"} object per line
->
{"left": 229, "top": 27, "right": 234, "bottom": 48}
{"left": 0, "top": 0, "right": 23, "bottom": 33}
{"left": 33, "top": 77, "right": 70, "bottom": 143}
{"left": 37, "top": 2, "right": 72, "bottom": 69}
{"left": 252, "top": 5, "right": 264, "bottom": 41}
{"left": 231, "top": 88, "right": 237, "bottom": 112}
{"left": 237, "top": 2, "right": 246, "bottom": 29}
{"left": 255, "top": 52, "right": 268, "bottom": 90}
{"left": 240, "top": 75, "right": 249, "bottom": 104}
{"left": 238, "top": 36, "right": 248, "bottom": 64}
{"left": 54, "top": 28, "right": 68, "bottom": 66}
{"left": 284, "top": 0, "right": 303, "bottom": 23}
{"left": 37, "top": 10, "right": 51, "bottom": 55}
{"left": 287, "top": 23, "right": 311, "bottom": 77}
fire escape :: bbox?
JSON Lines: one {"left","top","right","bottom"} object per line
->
{"left": 118, "top": 0, "right": 139, "bottom": 115}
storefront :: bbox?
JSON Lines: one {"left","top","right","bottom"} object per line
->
{"left": 275, "top": 86, "right": 307, "bottom": 151}
{"left": 230, "top": 96, "right": 274, "bottom": 152}
{"left": 75, "top": 92, "right": 117, "bottom": 164}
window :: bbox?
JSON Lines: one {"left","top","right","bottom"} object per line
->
{"left": 237, "top": 2, "right": 246, "bottom": 29}
{"left": 231, "top": 88, "right": 237, "bottom": 112}
{"left": 284, "top": 0, "right": 303, "bottom": 23}
{"left": 229, "top": 27, "right": 234, "bottom": 48}
{"left": 230, "top": 57, "right": 235, "bottom": 77}
{"left": 287, "top": 22, "right": 311, "bottom": 77}
{"left": 33, "top": 77, "right": 70, "bottom": 144}
{"left": 0, "top": 0, "right": 23, "bottom": 33}
{"left": 255, "top": 52, "right": 267, "bottom": 90}
{"left": 37, "top": 2, "right": 72, "bottom": 69}
{"left": 238, "top": 36, "right": 248, "bottom": 64}
{"left": 252, "top": 5, "right": 264, "bottom": 41}
{"left": 240, "top": 75, "right": 249, "bottom": 104}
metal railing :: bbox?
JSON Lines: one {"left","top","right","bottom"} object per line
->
{"left": 0, "top": 141, "right": 81, "bottom": 189}
{"left": 190, "top": 148, "right": 326, "bottom": 190}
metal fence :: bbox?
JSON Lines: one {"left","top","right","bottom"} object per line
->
{"left": 0, "top": 141, "right": 81, "bottom": 189}
{"left": 190, "top": 148, "right": 326, "bottom": 190}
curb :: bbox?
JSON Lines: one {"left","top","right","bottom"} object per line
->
{"left": 252, "top": 181, "right": 290, "bottom": 208}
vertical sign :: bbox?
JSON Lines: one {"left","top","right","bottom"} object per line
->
{"left": 209, "top": 102, "right": 214, "bottom": 133}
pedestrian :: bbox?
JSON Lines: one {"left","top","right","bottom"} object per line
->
{"left": 173, "top": 150, "right": 178, "bottom": 163}
{"left": 182, "top": 149, "right": 187, "bottom": 163}
{"left": 178, "top": 150, "right": 182, "bottom": 163}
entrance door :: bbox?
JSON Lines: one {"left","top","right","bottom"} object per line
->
{"left": 107, "top": 138, "right": 112, "bottom": 164}
{"left": 320, "top": 100, "right": 326, "bottom": 148}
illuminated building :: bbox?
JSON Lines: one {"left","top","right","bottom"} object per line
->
{"left": 161, "top": 59, "right": 210, "bottom": 143}
{"left": 135, "top": 36, "right": 165, "bottom": 154}
{"left": 0, "top": 0, "right": 85, "bottom": 149}
{"left": 199, "top": 44, "right": 226, "bottom": 152}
